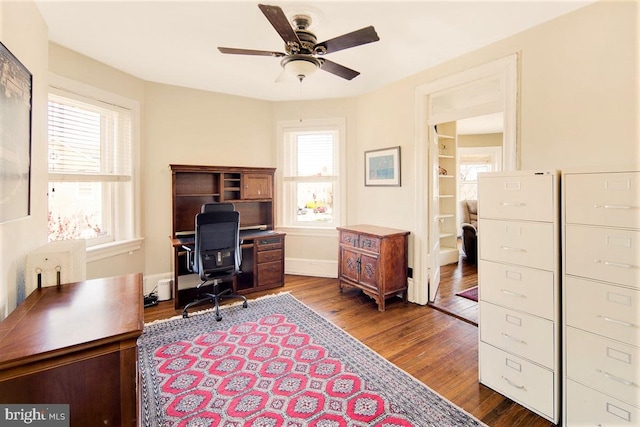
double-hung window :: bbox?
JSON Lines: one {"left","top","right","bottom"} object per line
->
{"left": 457, "top": 146, "right": 502, "bottom": 201}
{"left": 47, "top": 77, "right": 140, "bottom": 259}
{"left": 278, "top": 118, "right": 345, "bottom": 229}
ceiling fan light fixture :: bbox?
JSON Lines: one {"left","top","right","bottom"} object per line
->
{"left": 281, "top": 55, "right": 320, "bottom": 81}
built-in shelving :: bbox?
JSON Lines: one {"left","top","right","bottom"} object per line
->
{"left": 436, "top": 122, "right": 459, "bottom": 265}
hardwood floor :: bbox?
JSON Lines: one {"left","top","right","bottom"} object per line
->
{"left": 429, "top": 252, "right": 479, "bottom": 325}
{"left": 144, "top": 273, "right": 553, "bottom": 427}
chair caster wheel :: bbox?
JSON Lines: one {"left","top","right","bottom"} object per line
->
{"left": 182, "top": 312, "right": 188, "bottom": 318}
{"left": 215, "top": 316, "right": 222, "bottom": 322}
{"left": 242, "top": 302, "right": 248, "bottom": 308}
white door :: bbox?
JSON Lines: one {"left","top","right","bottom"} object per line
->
{"left": 428, "top": 125, "right": 441, "bottom": 301}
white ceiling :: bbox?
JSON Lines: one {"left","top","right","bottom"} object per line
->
{"left": 35, "top": 0, "right": 593, "bottom": 102}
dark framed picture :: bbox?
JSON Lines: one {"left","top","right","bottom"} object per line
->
{"left": 0, "top": 41, "right": 32, "bottom": 223}
{"left": 364, "top": 146, "right": 401, "bottom": 186}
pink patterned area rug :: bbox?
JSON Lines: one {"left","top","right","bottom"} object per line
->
{"left": 456, "top": 286, "right": 479, "bottom": 302}
{"left": 137, "top": 293, "right": 484, "bottom": 426}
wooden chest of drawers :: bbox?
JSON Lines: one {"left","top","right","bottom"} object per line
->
{"left": 562, "top": 168, "right": 640, "bottom": 426}
{"left": 337, "top": 225, "right": 409, "bottom": 311}
{"left": 478, "top": 170, "right": 560, "bottom": 423}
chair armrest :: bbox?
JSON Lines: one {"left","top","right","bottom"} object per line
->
{"left": 182, "top": 244, "right": 195, "bottom": 273}
{"left": 460, "top": 222, "right": 477, "bottom": 234}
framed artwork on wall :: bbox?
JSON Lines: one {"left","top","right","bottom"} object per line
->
{"left": 364, "top": 146, "right": 401, "bottom": 187}
{"left": 0, "top": 41, "right": 32, "bottom": 223}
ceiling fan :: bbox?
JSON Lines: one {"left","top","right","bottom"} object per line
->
{"left": 218, "top": 4, "right": 380, "bottom": 82}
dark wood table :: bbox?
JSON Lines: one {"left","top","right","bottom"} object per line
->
{"left": 0, "top": 273, "right": 143, "bottom": 427}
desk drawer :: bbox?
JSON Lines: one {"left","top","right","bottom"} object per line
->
{"left": 257, "top": 261, "right": 282, "bottom": 286}
{"left": 479, "top": 260, "right": 555, "bottom": 320}
{"left": 566, "top": 379, "right": 639, "bottom": 426}
{"left": 257, "top": 249, "right": 282, "bottom": 264}
{"left": 566, "top": 327, "right": 640, "bottom": 405}
{"left": 565, "top": 172, "right": 640, "bottom": 229}
{"left": 479, "top": 173, "right": 556, "bottom": 222}
{"left": 256, "top": 235, "right": 283, "bottom": 252}
{"left": 565, "top": 225, "right": 640, "bottom": 288}
{"left": 480, "top": 342, "right": 555, "bottom": 420}
{"left": 480, "top": 302, "right": 555, "bottom": 368}
{"left": 479, "top": 219, "right": 556, "bottom": 270}
{"left": 565, "top": 276, "right": 640, "bottom": 347}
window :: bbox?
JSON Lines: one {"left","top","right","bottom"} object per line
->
{"left": 458, "top": 146, "right": 502, "bottom": 201}
{"left": 278, "top": 119, "right": 345, "bottom": 228}
{"left": 47, "top": 76, "right": 140, "bottom": 259}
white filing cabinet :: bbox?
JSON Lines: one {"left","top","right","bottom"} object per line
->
{"left": 562, "top": 168, "right": 640, "bottom": 426}
{"left": 478, "top": 170, "right": 560, "bottom": 423}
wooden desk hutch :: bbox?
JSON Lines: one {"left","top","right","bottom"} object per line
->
{"left": 170, "top": 164, "right": 285, "bottom": 309}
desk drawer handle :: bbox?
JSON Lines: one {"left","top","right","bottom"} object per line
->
{"left": 595, "top": 259, "right": 637, "bottom": 269}
{"left": 500, "top": 202, "right": 526, "bottom": 207}
{"left": 597, "top": 315, "right": 637, "bottom": 328}
{"left": 501, "top": 246, "right": 526, "bottom": 253}
{"left": 502, "top": 332, "right": 526, "bottom": 345}
{"left": 502, "top": 376, "right": 526, "bottom": 390}
{"left": 594, "top": 204, "right": 637, "bottom": 210}
{"left": 597, "top": 369, "right": 636, "bottom": 387}
{"left": 501, "top": 289, "right": 526, "bottom": 298}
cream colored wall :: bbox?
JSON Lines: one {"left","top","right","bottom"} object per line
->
{"left": 458, "top": 133, "right": 502, "bottom": 148}
{"left": 0, "top": 1, "right": 49, "bottom": 318}
{"left": 142, "top": 83, "right": 273, "bottom": 278}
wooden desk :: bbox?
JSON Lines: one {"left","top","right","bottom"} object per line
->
{"left": 171, "top": 229, "right": 285, "bottom": 308}
{"left": 0, "top": 273, "right": 143, "bottom": 427}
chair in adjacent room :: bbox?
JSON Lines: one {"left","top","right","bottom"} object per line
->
{"left": 182, "top": 208, "right": 247, "bottom": 320}
{"left": 460, "top": 199, "right": 478, "bottom": 264}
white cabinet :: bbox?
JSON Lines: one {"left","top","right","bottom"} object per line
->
{"left": 478, "top": 170, "right": 560, "bottom": 423}
{"left": 436, "top": 121, "right": 459, "bottom": 265}
{"left": 563, "top": 168, "right": 640, "bottom": 426}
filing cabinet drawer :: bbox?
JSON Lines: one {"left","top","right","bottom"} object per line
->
{"left": 478, "top": 172, "right": 556, "bottom": 222}
{"left": 257, "top": 261, "right": 283, "bottom": 286}
{"left": 565, "top": 172, "right": 640, "bottom": 229}
{"left": 479, "top": 219, "right": 556, "bottom": 270}
{"left": 480, "top": 342, "right": 555, "bottom": 420}
{"left": 565, "top": 276, "right": 640, "bottom": 346}
{"left": 257, "top": 249, "right": 282, "bottom": 264}
{"left": 479, "top": 260, "right": 555, "bottom": 320}
{"left": 565, "top": 225, "right": 640, "bottom": 288}
{"left": 566, "top": 327, "right": 639, "bottom": 405}
{"left": 480, "top": 302, "right": 555, "bottom": 368}
{"left": 566, "top": 379, "right": 639, "bottom": 426}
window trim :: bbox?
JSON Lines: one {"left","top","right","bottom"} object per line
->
{"left": 276, "top": 118, "right": 346, "bottom": 232}
{"left": 48, "top": 73, "right": 142, "bottom": 260}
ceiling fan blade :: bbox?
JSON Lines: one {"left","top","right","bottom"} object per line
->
{"left": 320, "top": 59, "right": 360, "bottom": 80}
{"left": 258, "top": 4, "right": 301, "bottom": 48}
{"left": 218, "top": 47, "right": 285, "bottom": 57}
{"left": 316, "top": 26, "right": 380, "bottom": 55}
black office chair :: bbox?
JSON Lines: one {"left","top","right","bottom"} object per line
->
{"left": 201, "top": 202, "right": 234, "bottom": 213}
{"left": 182, "top": 209, "right": 247, "bottom": 320}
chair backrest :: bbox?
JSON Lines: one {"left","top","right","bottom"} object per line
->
{"left": 193, "top": 210, "right": 240, "bottom": 280}
{"left": 201, "top": 202, "right": 235, "bottom": 213}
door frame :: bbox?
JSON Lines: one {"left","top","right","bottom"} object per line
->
{"left": 412, "top": 54, "right": 519, "bottom": 304}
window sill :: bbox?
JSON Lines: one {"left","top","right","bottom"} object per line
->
{"left": 275, "top": 226, "right": 338, "bottom": 238}
{"left": 86, "top": 238, "right": 144, "bottom": 263}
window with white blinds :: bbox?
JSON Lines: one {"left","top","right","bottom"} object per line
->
{"left": 47, "top": 88, "right": 135, "bottom": 247}
{"left": 279, "top": 119, "right": 344, "bottom": 228}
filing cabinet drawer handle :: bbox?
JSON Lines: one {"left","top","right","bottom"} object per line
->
{"left": 597, "top": 369, "right": 636, "bottom": 387}
{"left": 501, "top": 376, "right": 526, "bottom": 390}
{"left": 594, "top": 204, "right": 638, "bottom": 210}
{"left": 502, "top": 332, "right": 526, "bottom": 345}
{"left": 501, "top": 289, "right": 526, "bottom": 298}
{"left": 597, "top": 314, "right": 637, "bottom": 329}
{"left": 500, "top": 202, "right": 526, "bottom": 207}
{"left": 595, "top": 259, "right": 638, "bottom": 269}
{"left": 501, "top": 246, "right": 526, "bottom": 253}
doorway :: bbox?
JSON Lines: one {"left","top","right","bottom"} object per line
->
{"left": 413, "top": 54, "right": 518, "bottom": 305}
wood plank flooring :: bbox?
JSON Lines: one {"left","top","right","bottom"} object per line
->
{"left": 429, "top": 254, "right": 479, "bottom": 325}
{"left": 144, "top": 272, "right": 553, "bottom": 426}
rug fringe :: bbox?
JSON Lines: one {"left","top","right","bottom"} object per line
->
{"left": 143, "top": 291, "right": 291, "bottom": 326}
